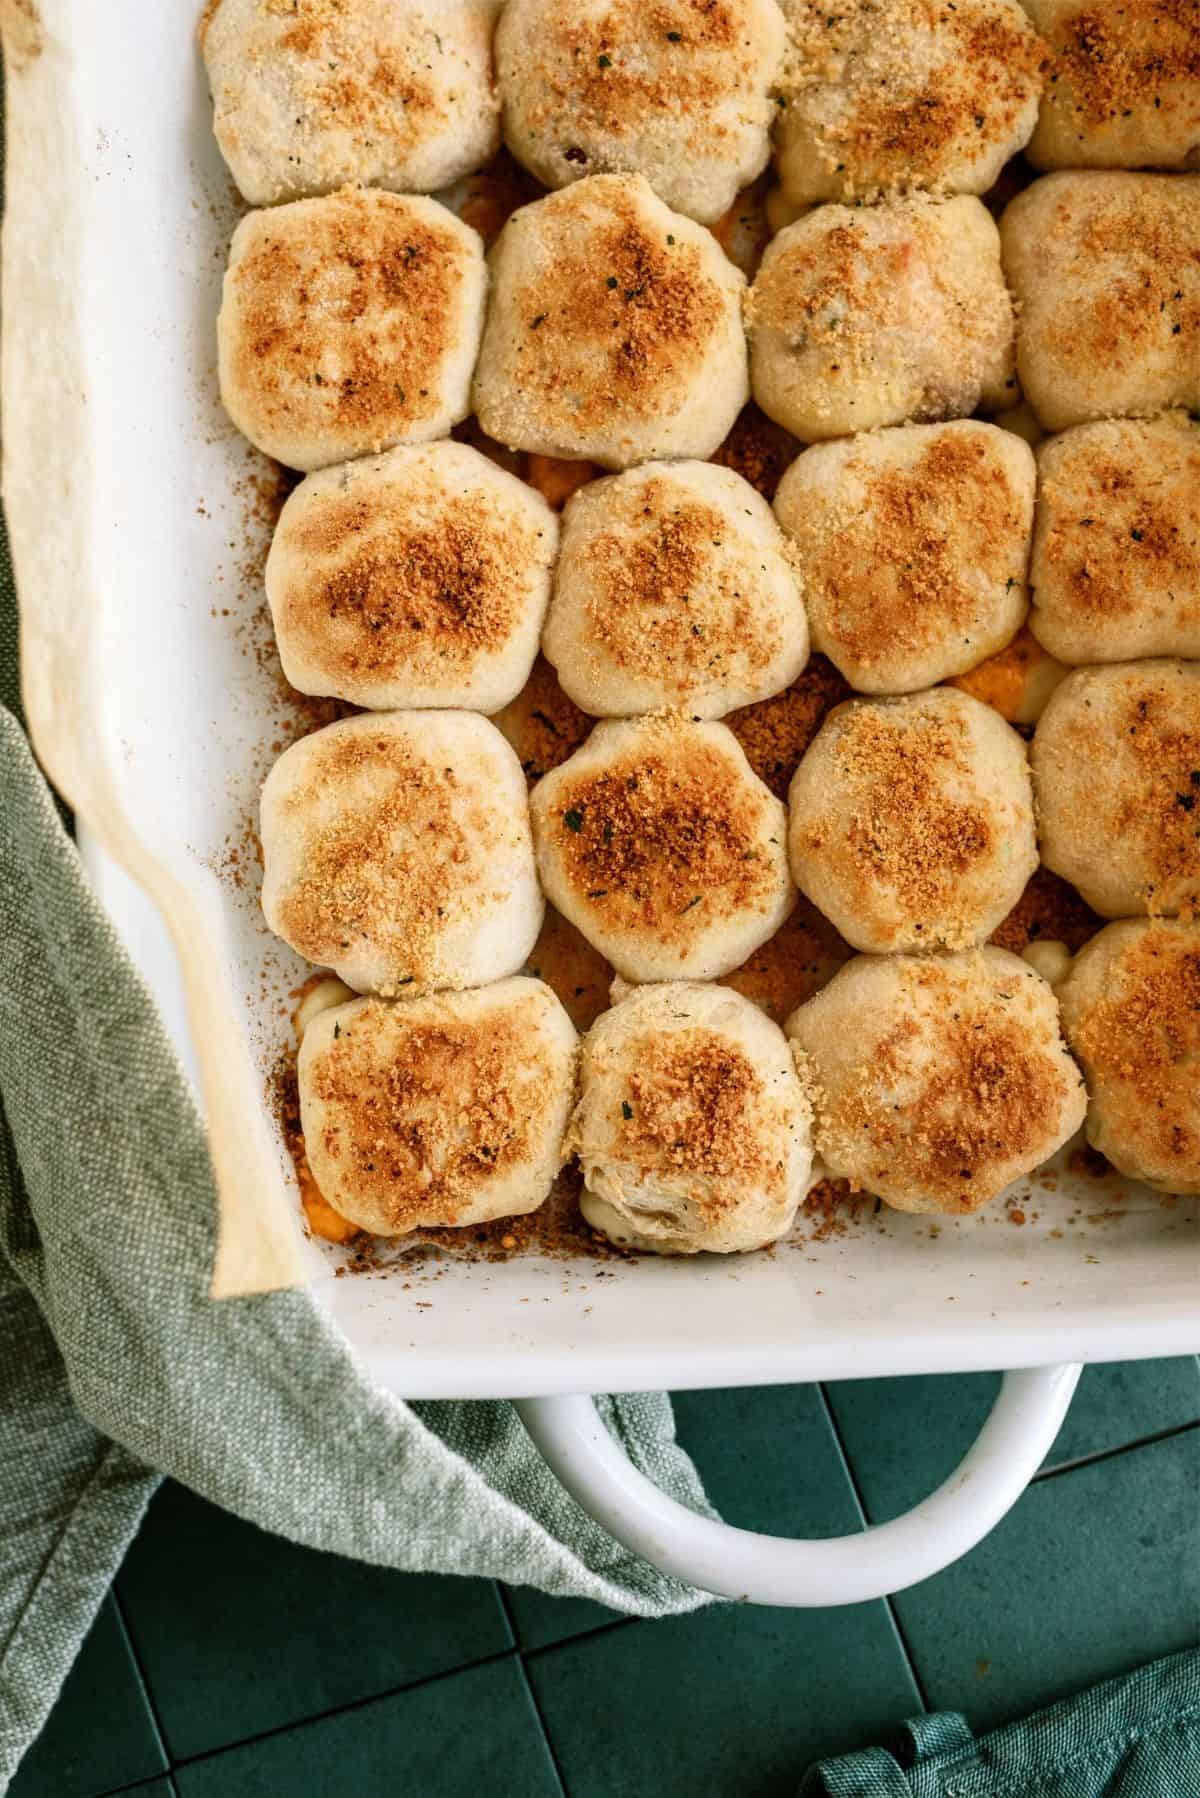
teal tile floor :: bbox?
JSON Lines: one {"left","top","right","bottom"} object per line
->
{"left": 11, "top": 1360, "right": 1199, "bottom": 1798}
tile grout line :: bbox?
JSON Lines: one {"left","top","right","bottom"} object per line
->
{"left": 522, "top": 1612, "right": 638, "bottom": 1662}
{"left": 816, "top": 1384, "right": 933, "bottom": 1715}
{"left": 161, "top": 1643, "right": 520, "bottom": 1774}
{"left": 110, "top": 1589, "right": 174, "bottom": 1780}
{"left": 1033, "top": 1415, "right": 1200, "bottom": 1483}
{"left": 495, "top": 1585, "right": 571, "bottom": 1798}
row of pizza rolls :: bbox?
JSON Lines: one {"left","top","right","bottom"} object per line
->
{"left": 201, "top": 0, "right": 1199, "bottom": 221}
{"left": 217, "top": 170, "right": 1200, "bottom": 476}
{"left": 293, "top": 915, "right": 1197, "bottom": 1253}
{"left": 265, "top": 415, "right": 1200, "bottom": 731}
{"left": 262, "top": 672, "right": 1200, "bottom": 991}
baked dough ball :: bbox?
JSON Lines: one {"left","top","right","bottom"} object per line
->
{"left": 265, "top": 441, "right": 557, "bottom": 711}
{"left": 774, "top": 422, "right": 1034, "bottom": 693}
{"left": 748, "top": 195, "right": 1015, "bottom": 441}
{"left": 1031, "top": 661, "right": 1200, "bottom": 918}
{"left": 788, "top": 689, "right": 1037, "bottom": 953}
{"left": 218, "top": 188, "right": 486, "bottom": 470}
{"left": 1058, "top": 919, "right": 1200, "bottom": 1195}
{"left": 298, "top": 978, "right": 577, "bottom": 1235}
{"left": 1029, "top": 416, "right": 1200, "bottom": 664}
{"left": 774, "top": 0, "right": 1045, "bottom": 205}
{"left": 529, "top": 714, "right": 794, "bottom": 982}
{"left": 261, "top": 711, "right": 542, "bottom": 995}
{"left": 787, "top": 948, "right": 1087, "bottom": 1214}
{"left": 1000, "top": 173, "right": 1200, "bottom": 433}
{"left": 200, "top": 0, "right": 501, "bottom": 207}
{"left": 542, "top": 460, "right": 808, "bottom": 719}
{"left": 472, "top": 174, "right": 748, "bottom": 468}
{"left": 573, "top": 981, "right": 812, "bottom": 1253}
{"left": 494, "top": 0, "right": 786, "bottom": 226}
{"left": 1025, "top": 1, "right": 1200, "bottom": 173}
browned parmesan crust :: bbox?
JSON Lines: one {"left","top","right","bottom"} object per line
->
{"left": 1000, "top": 172, "right": 1200, "bottom": 431}
{"left": 775, "top": 0, "right": 1046, "bottom": 203}
{"left": 218, "top": 187, "right": 486, "bottom": 470}
{"left": 788, "top": 949, "right": 1087, "bottom": 1214}
{"left": 299, "top": 979, "right": 578, "bottom": 1234}
{"left": 202, "top": 0, "right": 501, "bottom": 205}
{"left": 1058, "top": 918, "right": 1200, "bottom": 1194}
{"left": 1026, "top": 0, "right": 1200, "bottom": 172}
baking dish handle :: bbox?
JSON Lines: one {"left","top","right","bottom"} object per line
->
{"left": 517, "top": 1362, "right": 1081, "bottom": 1607}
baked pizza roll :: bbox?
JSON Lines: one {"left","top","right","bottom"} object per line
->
{"left": 774, "top": 421, "right": 1034, "bottom": 692}
{"left": 1029, "top": 415, "right": 1200, "bottom": 664}
{"left": 1025, "top": 0, "right": 1200, "bottom": 173}
{"left": 200, "top": 0, "right": 501, "bottom": 207}
{"left": 530, "top": 714, "right": 794, "bottom": 982}
{"left": 1058, "top": 919, "right": 1200, "bottom": 1195}
{"left": 574, "top": 981, "right": 813, "bottom": 1253}
{"left": 218, "top": 188, "right": 486, "bottom": 470}
{"left": 266, "top": 441, "right": 557, "bottom": 711}
{"left": 787, "top": 948, "right": 1087, "bottom": 1214}
{"left": 298, "top": 978, "right": 577, "bottom": 1235}
{"left": 748, "top": 195, "right": 1015, "bottom": 440}
{"left": 542, "top": 459, "right": 808, "bottom": 719}
{"left": 788, "top": 689, "right": 1038, "bottom": 953}
{"left": 472, "top": 174, "right": 748, "bottom": 468}
{"left": 495, "top": 0, "right": 786, "bottom": 225}
{"left": 1031, "top": 660, "right": 1200, "bottom": 917}
{"left": 261, "top": 711, "right": 542, "bottom": 995}
{"left": 774, "top": 0, "right": 1045, "bottom": 204}
{"left": 1000, "top": 172, "right": 1200, "bottom": 431}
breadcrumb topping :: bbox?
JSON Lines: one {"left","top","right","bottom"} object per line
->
{"left": 782, "top": 424, "right": 1031, "bottom": 687}
{"left": 1031, "top": 416, "right": 1200, "bottom": 658}
{"left": 474, "top": 175, "right": 745, "bottom": 458}
{"left": 621, "top": 1031, "right": 774, "bottom": 1201}
{"left": 270, "top": 723, "right": 526, "bottom": 992}
{"left": 568, "top": 478, "right": 781, "bottom": 691}
{"left": 1038, "top": 0, "right": 1200, "bottom": 129}
{"left": 1063, "top": 921, "right": 1200, "bottom": 1188}
{"left": 793, "top": 700, "right": 997, "bottom": 948}
{"left": 778, "top": 0, "right": 1046, "bottom": 200}
{"left": 221, "top": 188, "right": 481, "bottom": 464}
{"left": 274, "top": 478, "right": 548, "bottom": 686}
{"left": 305, "top": 988, "right": 570, "bottom": 1232}
{"left": 539, "top": 719, "right": 781, "bottom": 946}
{"left": 799, "top": 954, "right": 1082, "bottom": 1213}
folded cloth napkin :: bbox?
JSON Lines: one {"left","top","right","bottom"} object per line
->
{"left": 0, "top": 528, "right": 713, "bottom": 1791}
{"left": 801, "top": 1648, "right": 1200, "bottom": 1797}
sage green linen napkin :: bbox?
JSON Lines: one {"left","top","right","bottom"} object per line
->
{"left": 0, "top": 533, "right": 712, "bottom": 1789}
{"left": 802, "top": 1648, "right": 1200, "bottom": 1797}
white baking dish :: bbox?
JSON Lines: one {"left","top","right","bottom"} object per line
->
{"left": 5, "top": 0, "right": 1196, "bottom": 1605}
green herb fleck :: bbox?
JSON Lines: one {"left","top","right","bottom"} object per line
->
{"left": 598, "top": 52, "right": 612, "bottom": 66}
{"left": 606, "top": 275, "right": 618, "bottom": 288}
{"left": 333, "top": 1023, "right": 341, "bottom": 1039}
{"left": 681, "top": 895, "right": 702, "bottom": 913}
{"left": 666, "top": 233, "right": 676, "bottom": 244}
{"left": 622, "top": 1100, "right": 634, "bottom": 1119}
{"left": 666, "top": 29, "right": 682, "bottom": 39}
{"left": 564, "top": 807, "right": 584, "bottom": 832}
